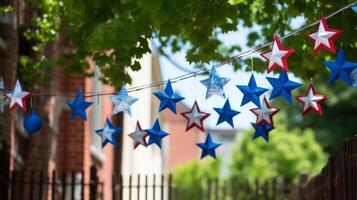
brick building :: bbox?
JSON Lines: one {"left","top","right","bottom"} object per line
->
{"left": 0, "top": 1, "right": 208, "bottom": 199}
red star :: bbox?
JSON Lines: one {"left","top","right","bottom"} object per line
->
{"left": 250, "top": 97, "right": 279, "bottom": 127}
{"left": 296, "top": 84, "right": 327, "bottom": 117}
{"left": 181, "top": 101, "right": 210, "bottom": 132}
{"left": 307, "top": 17, "right": 342, "bottom": 55}
{"left": 261, "top": 35, "right": 295, "bottom": 73}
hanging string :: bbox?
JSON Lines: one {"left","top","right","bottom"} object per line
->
{"left": 1, "top": 1, "right": 356, "bottom": 98}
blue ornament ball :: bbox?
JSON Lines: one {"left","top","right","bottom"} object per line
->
{"left": 23, "top": 110, "right": 43, "bottom": 134}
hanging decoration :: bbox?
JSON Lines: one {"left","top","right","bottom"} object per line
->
{"left": 128, "top": 121, "right": 148, "bottom": 149}
{"left": 0, "top": 78, "right": 9, "bottom": 113}
{"left": 181, "top": 101, "right": 210, "bottom": 132}
{"left": 296, "top": 83, "right": 327, "bottom": 116}
{"left": 154, "top": 80, "right": 184, "bottom": 114}
{"left": 261, "top": 35, "right": 295, "bottom": 73}
{"left": 214, "top": 99, "right": 240, "bottom": 128}
{"left": 237, "top": 74, "right": 268, "bottom": 107}
{"left": 250, "top": 97, "right": 279, "bottom": 127}
{"left": 3, "top": 1, "right": 357, "bottom": 160}
{"left": 95, "top": 118, "right": 121, "bottom": 148}
{"left": 251, "top": 123, "right": 273, "bottom": 142}
{"left": 322, "top": 49, "right": 357, "bottom": 86}
{"left": 307, "top": 17, "right": 343, "bottom": 54}
{"left": 110, "top": 85, "right": 138, "bottom": 116}
{"left": 351, "top": 3, "right": 357, "bottom": 13}
{"left": 267, "top": 71, "right": 302, "bottom": 103}
{"left": 352, "top": 68, "right": 357, "bottom": 88}
{"left": 146, "top": 119, "right": 169, "bottom": 148}
{"left": 6, "top": 80, "right": 32, "bottom": 112}
{"left": 200, "top": 67, "right": 230, "bottom": 99}
{"left": 197, "top": 133, "right": 221, "bottom": 159}
{"left": 23, "top": 110, "right": 43, "bottom": 134}
{"left": 67, "top": 87, "right": 93, "bottom": 120}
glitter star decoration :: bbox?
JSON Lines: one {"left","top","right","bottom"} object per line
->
{"left": 128, "top": 121, "right": 148, "bottom": 149}
{"left": 322, "top": 49, "right": 357, "bottom": 86}
{"left": 197, "top": 133, "right": 221, "bottom": 159}
{"left": 250, "top": 97, "right": 279, "bottom": 127}
{"left": 146, "top": 119, "right": 169, "bottom": 149}
{"left": 213, "top": 99, "right": 240, "bottom": 128}
{"left": 200, "top": 67, "right": 230, "bottom": 99}
{"left": 67, "top": 87, "right": 93, "bottom": 120}
{"left": 237, "top": 74, "right": 268, "bottom": 107}
{"left": 307, "top": 17, "right": 343, "bottom": 54}
{"left": 296, "top": 83, "right": 327, "bottom": 117}
{"left": 6, "top": 79, "right": 32, "bottom": 112}
{"left": 95, "top": 118, "right": 121, "bottom": 148}
{"left": 252, "top": 123, "right": 274, "bottom": 142}
{"left": 261, "top": 35, "right": 295, "bottom": 73}
{"left": 110, "top": 85, "right": 138, "bottom": 116}
{"left": 266, "top": 71, "right": 302, "bottom": 103}
{"left": 181, "top": 101, "right": 210, "bottom": 132}
{"left": 154, "top": 80, "right": 184, "bottom": 114}
{"left": 0, "top": 78, "right": 9, "bottom": 113}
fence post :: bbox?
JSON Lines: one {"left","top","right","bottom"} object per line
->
{"left": 207, "top": 178, "right": 211, "bottom": 200}
{"left": 161, "top": 175, "right": 164, "bottom": 200}
{"left": 62, "top": 171, "right": 67, "bottom": 200}
{"left": 0, "top": 140, "right": 10, "bottom": 200}
{"left": 39, "top": 171, "right": 45, "bottom": 200}
{"left": 145, "top": 175, "right": 148, "bottom": 200}
{"left": 168, "top": 174, "right": 172, "bottom": 200}
{"left": 153, "top": 174, "right": 156, "bottom": 200}
{"left": 90, "top": 165, "right": 98, "bottom": 200}
{"left": 119, "top": 174, "right": 123, "bottom": 200}
{"left": 137, "top": 174, "right": 140, "bottom": 200}
{"left": 20, "top": 170, "right": 25, "bottom": 200}
{"left": 30, "top": 170, "right": 35, "bottom": 200}
{"left": 215, "top": 177, "right": 219, "bottom": 200}
{"left": 52, "top": 170, "right": 56, "bottom": 200}
{"left": 298, "top": 172, "right": 308, "bottom": 200}
{"left": 129, "top": 175, "right": 132, "bottom": 200}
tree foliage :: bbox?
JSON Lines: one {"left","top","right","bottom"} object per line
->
{"left": 230, "top": 119, "right": 327, "bottom": 183}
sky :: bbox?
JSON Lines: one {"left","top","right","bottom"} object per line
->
{"left": 157, "top": 21, "right": 303, "bottom": 131}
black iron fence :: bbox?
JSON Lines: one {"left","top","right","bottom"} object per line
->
{"left": 0, "top": 167, "right": 104, "bottom": 200}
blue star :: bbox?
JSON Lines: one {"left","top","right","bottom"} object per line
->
{"left": 95, "top": 118, "right": 121, "bottom": 148}
{"left": 110, "top": 85, "right": 138, "bottom": 116}
{"left": 197, "top": 133, "right": 221, "bottom": 159}
{"left": 146, "top": 119, "right": 169, "bottom": 148}
{"left": 67, "top": 88, "right": 93, "bottom": 120}
{"left": 352, "top": 3, "right": 357, "bottom": 13}
{"left": 200, "top": 67, "right": 230, "bottom": 99}
{"left": 237, "top": 74, "right": 268, "bottom": 107}
{"left": 266, "top": 71, "right": 302, "bottom": 103}
{"left": 154, "top": 80, "right": 184, "bottom": 113}
{"left": 323, "top": 49, "right": 357, "bottom": 86}
{"left": 213, "top": 99, "right": 240, "bottom": 128}
{"left": 252, "top": 123, "right": 273, "bottom": 142}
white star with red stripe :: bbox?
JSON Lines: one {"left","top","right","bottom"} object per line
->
{"left": 307, "top": 17, "right": 342, "bottom": 54}
{"left": 296, "top": 84, "right": 327, "bottom": 116}
{"left": 261, "top": 35, "right": 295, "bottom": 73}
{"left": 6, "top": 80, "right": 32, "bottom": 111}
{"left": 181, "top": 101, "right": 210, "bottom": 132}
{"left": 250, "top": 97, "right": 279, "bottom": 127}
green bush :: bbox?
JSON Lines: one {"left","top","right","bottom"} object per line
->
{"left": 230, "top": 122, "right": 327, "bottom": 184}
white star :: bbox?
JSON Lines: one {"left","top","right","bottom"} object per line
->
{"left": 6, "top": 80, "right": 31, "bottom": 111}
{"left": 110, "top": 85, "right": 138, "bottom": 116}
{"left": 128, "top": 122, "right": 148, "bottom": 149}
{"left": 261, "top": 35, "right": 294, "bottom": 73}
{"left": 181, "top": 101, "right": 210, "bottom": 132}
{"left": 250, "top": 97, "right": 279, "bottom": 126}
{"left": 307, "top": 17, "right": 342, "bottom": 54}
{"left": 296, "top": 84, "right": 327, "bottom": 116}
{"left": 298, "top": 88, "right": 325, "bottom": 112}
